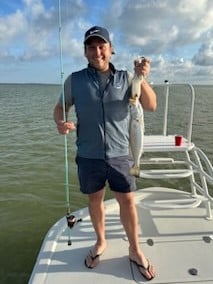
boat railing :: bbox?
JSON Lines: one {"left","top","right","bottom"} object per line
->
{"left": 162, "top": 83, "right": 195, "bottom": 143}
{"left": 139, "top": 83, "right": 213, "bottom": 219}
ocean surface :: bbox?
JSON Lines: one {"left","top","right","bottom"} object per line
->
{"left": 0, "top": 83, "right": 212, "bottom": 284}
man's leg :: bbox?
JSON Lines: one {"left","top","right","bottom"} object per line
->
{"left": 85, "top": 188, "right": 107, "bottom": 268}
{"left": 114, "top": 191, "right": 155, "bottom": 279}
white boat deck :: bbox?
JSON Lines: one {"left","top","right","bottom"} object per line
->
{"left": 135, "top": 188, "right": 213, "bottom": 283}
{"left": 29, "top": 187, "right": 213, "bottom": 284}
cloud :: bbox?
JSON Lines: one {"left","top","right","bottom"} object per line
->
{"left": 22, "top": 0, "right": 87, "bottom": 60}
{"left": 0, "top": 0, "right": 213, "bottom": 83}
{"left": 106, "top": 0, "right": 213, "bottom": 55}
{"left": 0, "top": 0, "right": 87, "bottom": 61}
{"left": 192, "top": 31, "right": 213, "bottom": 66}
{"left": 0, "top": 9, "right": 26, "bottom": 44}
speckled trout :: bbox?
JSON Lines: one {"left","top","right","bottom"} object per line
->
{"left": 129, "top": 58, "right": 144, "bottom": 177}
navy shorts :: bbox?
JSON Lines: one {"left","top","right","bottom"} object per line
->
{"left": 76, "top": 156, "right": 136, "bottom": 194}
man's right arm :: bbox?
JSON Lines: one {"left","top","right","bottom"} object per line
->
{"left": 53, "top": 102, "right": 75, "bottom": 135}
{"left": 53, "top": 74, "right": 76, "bottom": 135}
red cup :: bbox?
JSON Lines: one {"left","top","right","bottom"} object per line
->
{"left": 175, "top": 135, "right": 183, "bottom": 146}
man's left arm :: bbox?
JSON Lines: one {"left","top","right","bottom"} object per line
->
{"left": 140, "top": 79, "right": 157, "bottom": 111}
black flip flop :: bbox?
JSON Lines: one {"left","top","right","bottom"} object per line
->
{"left": 85, "top": 250, "right": 102, "bottom": 269}
{"left": 130, "top": 258, "right": 155, "bottom": 280}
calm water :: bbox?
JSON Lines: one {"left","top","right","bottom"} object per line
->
{"left": 0, "top": 84, "right": 212, "bottom": 284}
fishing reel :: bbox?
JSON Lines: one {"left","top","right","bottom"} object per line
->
{"left": 66, "top": 213, "right": 82, "bottom": 246}
{"left": 66, "top": 213, "right": 82, "bottom": 228}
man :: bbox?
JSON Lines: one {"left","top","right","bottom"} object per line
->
{"left": 54, "top": 26, "right": 156, "bottom": 280}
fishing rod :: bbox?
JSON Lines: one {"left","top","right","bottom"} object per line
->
{"left": 58, "top": 0, "right": 81, "bottom": 246}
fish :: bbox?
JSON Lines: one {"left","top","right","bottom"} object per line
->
{"left": 129, "top": 58, "right": 145, "bottom": 177}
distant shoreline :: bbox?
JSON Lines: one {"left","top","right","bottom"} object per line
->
{"left": 0, "top": 82, "right": 212, "bottom": 87}
{"left": 0, "top": 82, "right": 60, "bottom": 86}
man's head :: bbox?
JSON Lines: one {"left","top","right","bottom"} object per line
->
{"left": 84, "top": 26, "right": 114, "bottom": 72}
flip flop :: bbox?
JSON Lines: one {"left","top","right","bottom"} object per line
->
{"left": 85, "top": 250, "right": 102, "bottom": 269}
{"left": 130, "top": 258, "right": 155, "bottom": 280}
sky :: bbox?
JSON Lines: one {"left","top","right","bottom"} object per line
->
{"left": 0, "top": 0, "right": 213, "bottom": 84}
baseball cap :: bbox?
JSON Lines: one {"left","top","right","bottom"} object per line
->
{"left": 84, "top": 26, "right": 111, "bottom": 44}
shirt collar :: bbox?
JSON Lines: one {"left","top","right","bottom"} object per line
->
{"left": 87, "top": 62, "right": 116, "bottom": 74}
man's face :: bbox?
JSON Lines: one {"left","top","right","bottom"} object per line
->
{"left": 84, "top": 37, "right": 113, "bottom": 72}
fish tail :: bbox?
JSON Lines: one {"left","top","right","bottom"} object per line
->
{"left": 129, "top": 165, "right": 140, "bottom": 177}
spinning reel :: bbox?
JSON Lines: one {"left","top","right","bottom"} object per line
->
{"left": 66, "top": 213, "right": 82, "bottom": 245}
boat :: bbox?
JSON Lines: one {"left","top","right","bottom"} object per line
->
{"left": 29, "top": 83, "right": 213, "bottom": 284}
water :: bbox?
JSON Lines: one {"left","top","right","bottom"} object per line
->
{"left": 0, "top": 84, "right": 212, "bottom": 284}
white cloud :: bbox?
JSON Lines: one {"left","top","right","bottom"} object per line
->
{"left": 0, "top": 0, "right": 87, "bottom": 61}
{"left": 0, "top": 0, "right": 213, "bottom": 83}
{"left": 193, "top": 42, "right": 213, "bottom": 66}
{"left": 101, "top": 0, "right": 213, "bottom": 83}
{"left": 0, "top": 10, "right": 26, "bottom": 44}
{"left": 105, "top": 0, "right": 213, "bottom": 55}
{"left": 192, "top": 30, "right": 213, "bottom": 66}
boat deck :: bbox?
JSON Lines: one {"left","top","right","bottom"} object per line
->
{"left": 135, "top": 188, "right": 213, "bottom": 283}
{"left": 29, "top": 187, "right": 213, "bottom": 284}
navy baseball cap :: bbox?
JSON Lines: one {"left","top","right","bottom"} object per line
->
{"left": 84, "top": 26, "right": 111, "bottom": 44}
